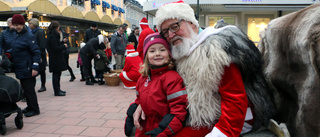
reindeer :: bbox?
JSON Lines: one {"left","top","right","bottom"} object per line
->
{"left": 258, "top": 3, "right": 320, "bottom": 137}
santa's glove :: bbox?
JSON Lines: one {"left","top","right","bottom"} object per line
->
{"left": 145, "top": 114, "right": 174, "bottom": 137}
{"left": 124, "top": 103, "right": 138, "bottom": 136}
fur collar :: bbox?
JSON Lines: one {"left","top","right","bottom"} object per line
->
{"left": 187, "top": 26, "right": 237, "bottom": 56}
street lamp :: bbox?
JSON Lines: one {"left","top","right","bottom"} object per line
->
{"left": 197, "top": 0, "right": 199, "bottom": 21}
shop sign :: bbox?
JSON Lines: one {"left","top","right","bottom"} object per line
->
{"left": 242, "top": 0, "right": 262, "bottom": 2}
{"left": 152, "top": 1, "right": 171, "bottom": 8}
{"left": 40, "top": 22, "right": 51, "bottom": 27}
{"left": 0, "top": 22, "right": 7, "bottom": 27}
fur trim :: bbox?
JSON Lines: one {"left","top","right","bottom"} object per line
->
{"left": 127, "top": 52, "right": 139, "bottom": 57}
{"left": 98, "top": 35, "right": 103, "bottom": 44}
{"left": 176, "top": 36, "right": 231, "bottom": 128}
{"left": 155, "top": 2, "right": 198, "bottom": 32}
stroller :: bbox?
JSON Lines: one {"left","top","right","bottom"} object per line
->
{"left": 0, "top": 68, "right": 24, "bottom": 135}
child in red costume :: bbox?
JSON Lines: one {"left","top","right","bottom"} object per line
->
{"left": 119, "top": 44, "right": 142, "bottom": 89}
{"left": 124, "top": 33, "right": 188, "bottom": 137}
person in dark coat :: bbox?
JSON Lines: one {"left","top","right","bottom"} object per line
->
{"left": 46, "top": 21, "right": 68, "bottom": 96}
{"left": 60, "top": 30, "right": 76, "bottom": 82}
{"left": 128, "top": 27, "right": 139, "bottom": 50}
{"left": 11, "top": 14, "right": 41, "bottom": 117}
{"left": 80, "top": 35, "right": 106, "bottom": 85}
{"left": 0, "top": 17, "right": 14, "bottom": 59}
{"left": 84, "top": 23, "right": 101, "bottom": 43}
{"left": 28, "top": 18, "right": 47, "bottom": 92}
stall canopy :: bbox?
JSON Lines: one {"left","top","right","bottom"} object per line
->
{"left": 91, "top": 0, "right": 100, "bottom": 5}
{"left": 119, "top": 7, "right": 125, "bottom": 13}
{"left": 102, "top": 1, "right": 110, "bottom": 8}
{"left": 111, "top": 4, "right": 118, "bottom": 11}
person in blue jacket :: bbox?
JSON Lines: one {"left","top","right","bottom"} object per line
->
{"left": 0, "top": 17, "right": 14, "bottom": 61}
{"left": 11, "top": 14, "right": 41, "bottom": 117}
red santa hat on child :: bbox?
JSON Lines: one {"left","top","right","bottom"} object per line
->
{"left": 125, "top": 44, "right": 136, "bottom": 55}
{"left": 139, "top": 17, "right": 148, "bottom": 27}
{"left": 143, "top": 33, "right": 171, "bottom": 59}
{"left": 155, "top": 0, "right": 199, "bottom": 32}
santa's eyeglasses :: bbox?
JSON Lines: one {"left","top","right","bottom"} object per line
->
{"left": 160, "top": 19, "right": 184, "bottom": 38}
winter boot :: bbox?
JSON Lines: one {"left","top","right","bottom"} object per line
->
{"left": 86, "top": 78, "right": 94, "bottom": 85}
{"left": 38, "top": 85, "right": 46, "bottom": 92}
{"left": 91, "top": 77, "right": 98, "bottom": 83}
{"left": 69, "top": 76, "right": 76, "bottom": 82}
{"left": 98, "top": 78, "right": 105, "bottom": 85}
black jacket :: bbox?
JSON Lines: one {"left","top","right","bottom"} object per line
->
{"left": 80, "top": 37, "right": 106, "bottom": 56}
{"left": 128, "top": 33, "right": 138, "bottom": 50}
{"left": 31, "top": 27, "right": 47, "bottom": 71}
{"left": 46, "top": 30, "right": 67, "bottom": 72}
{"left": 84, "top": 28, "right": 101, "bottom": 43}
{"left": 11, "top": 27, "right": 41, "bottom": 79}
{"left": 0, "top": 28, "right": 15, "bottom": 54}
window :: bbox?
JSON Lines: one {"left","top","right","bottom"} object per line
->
{"left": 207, "top": 16, "right": 236, "bottom": 27}
{"left": 72, "top": 0, "right": 84, "bottom": 7}
{"left": 247, "top": 18, "right": 270, "bottom": 46}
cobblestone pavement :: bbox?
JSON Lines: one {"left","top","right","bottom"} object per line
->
{"left": 1, "top": 53, "right": 135, "bottom": 137}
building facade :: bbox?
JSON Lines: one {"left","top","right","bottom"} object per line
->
{"left": 0, "top": 0, "right": 130, "bottom": 51}
{"left": 124, "top": 0, "right": 155, "bottom": 33}
{"left": 143, "top": 0, "right": 320, "bottom": 45}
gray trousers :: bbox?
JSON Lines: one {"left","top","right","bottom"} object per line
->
{"left": 115, "top": 54, "right": 124, "bottom": 69}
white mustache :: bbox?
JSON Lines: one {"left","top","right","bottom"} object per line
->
{"left": 170, "top": 36, "right": 184, "bottom": 45}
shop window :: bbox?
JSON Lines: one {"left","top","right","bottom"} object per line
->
{"left": 91, "top": 3, "right": 96, "bottom": 10}
{"left": 72, "top": 0, "right": 84, "bottom": 7}
{"left": 247, "top": 18, "right": 270, "bottom": 46}
{"left": 208, "top": 16, "right": 236, "bottom": 27}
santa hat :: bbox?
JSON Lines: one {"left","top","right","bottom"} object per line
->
{"left": 155, "top": 0, "right": 198, "bottom": 32}
{"left": 140, "top": 17, "right": 148, "bottom": 26}
{"left": 12, "top": 14, "right": 25, "bottom": 25}
{"left": 125, "top": 44, "right": 136, "bottom": 55}
{"left": 143, "top": 33, "right": 171, "bottom": 59}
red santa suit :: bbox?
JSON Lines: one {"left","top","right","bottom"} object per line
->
{"left": 119, "top": 44, "right": 142, "bottom": 89}
{"left": 135, "top": 66, "right": 188, "bottom": 137}
{"left": 137, "top": 17, "right": 155, "bottom": 60}
{"left": 155, "top": 1, "right": 275, "bottom": 137}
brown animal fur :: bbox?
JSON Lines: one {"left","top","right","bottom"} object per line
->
{"left": 258, "top": 3, "right": 320, "bottom": 137}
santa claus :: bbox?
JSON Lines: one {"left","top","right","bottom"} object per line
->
{"left": 137, "top": 17, "right": 155, "bottom": 60}
{"left": 119, "top": 44, "right": 142, "bottom": 89}
{"left": 132, "top": 1, "right": 277, "bottom": 137}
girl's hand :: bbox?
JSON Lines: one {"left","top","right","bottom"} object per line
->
{"left": 133, "top": 105, "right": 146, "bottom": 131}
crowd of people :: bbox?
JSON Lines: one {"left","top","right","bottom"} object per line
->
{"left": 0, "top": 1, "right": 283, "bottom": 136}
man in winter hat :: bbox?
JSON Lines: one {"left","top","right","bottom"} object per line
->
{"left": 133, "top": 1, "right": 276, "bottom": 137}
{"left": 11, "top": 14, "right": 41, "bottom": 117}
{"left": 136, "top": 17, "right": 155, "bottom": 60}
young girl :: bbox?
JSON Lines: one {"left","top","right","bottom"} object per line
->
{"left": 124, "top": 33, "right": 188, "bottom": 137}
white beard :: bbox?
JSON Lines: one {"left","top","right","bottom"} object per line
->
{"left": 175, "top": 35, "right": 231, "bottom": 128}
{"left": 171, "top": 26, "right": 197, "bottom": 60}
